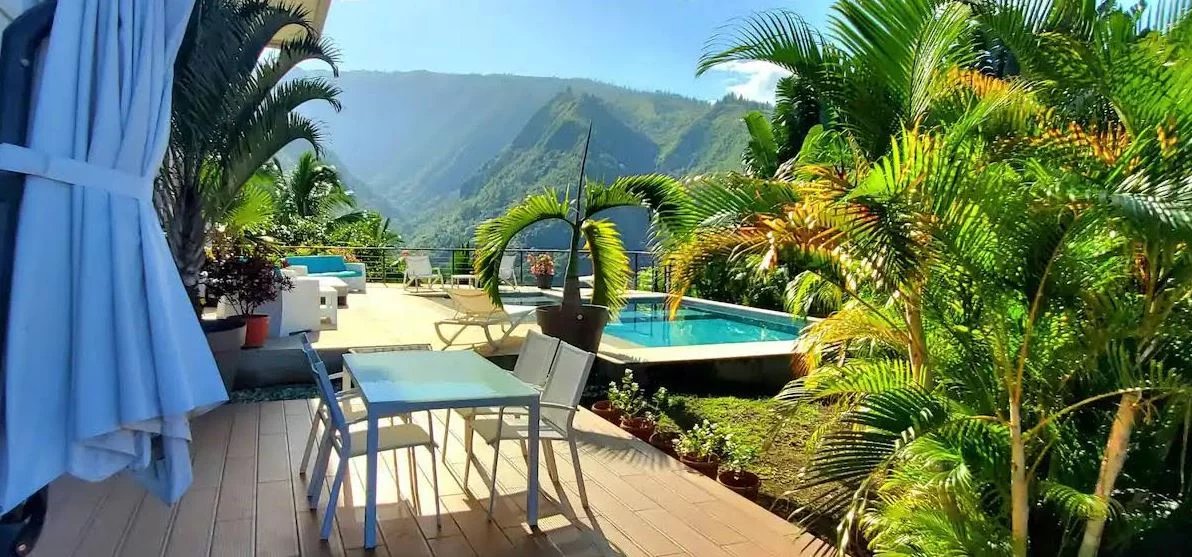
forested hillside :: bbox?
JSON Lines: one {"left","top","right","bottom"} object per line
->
{"left": 288, "top": 70, "right": 764, "bottom": 248}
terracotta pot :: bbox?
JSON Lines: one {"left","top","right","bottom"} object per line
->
{"left": 591, "top": 400, "right": 623, "bottom": 424}
{"left": 202, "top": 316, "right": 246, "bottom": 391}
{"left": 648, "top": 431, "right": 679, "bottom": 457}
{"left": 718, "top": 470, "right": 760, "bottom": 501}
{"left": 241, "top": 314, "right": 270, "bottom": 348}
{"left": 534, "top": 274, "right": 554, "bottom": 289}
{"left": 679, "top": 453, "right": 720, "bottom": 478}
{"left": 619, "top": 416, "right": 656, "bottom": 441}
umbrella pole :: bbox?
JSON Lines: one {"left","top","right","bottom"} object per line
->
{"left": 0, "top": 2, "right": 56, "bottom": 552}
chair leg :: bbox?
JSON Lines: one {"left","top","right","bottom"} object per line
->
{"left": 486, "top": 439, "right": 502, "bottom": 522}
{"left": 428, "top": 445, "right": 442, "bottom": 530}
{"left": 542, "top": 440, "right": 561, "bottom": 484}
{"left": 407, "top": 449, "right": 419, "bottom": 508}
{"left": 299, "top": 413, "right": 320, "bottom": 476}
{"left": 463, "top": 418, "right": 474, "bottom": 488}
{"left": 519, "top": 439, "right": 530, "bottom": 463}
{"left": 321, "top": 458, "right": 348, "bottom": 540}
{"left": 441, "top": 410, "right": 452, "bottom": 463}
{"left": 307, "top": 426, "right": 334, "bottom": 508}
{"left": 568, "top": 437, "right": 590, "bottom": 509}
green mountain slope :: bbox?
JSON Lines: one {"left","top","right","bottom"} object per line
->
{"left": 407, "top": 91, "right": 763, "bottom": 249}
{"left": 288, "top": 70, "right": 764, "bottom": 248}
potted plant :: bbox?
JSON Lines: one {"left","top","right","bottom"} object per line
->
{"left": 649, "top": 424, "right": 681, "bottom": 458}
{"left": 610, "top": 371, "right": 670, "bottom": 441}
{"left": 674, "top": 420, "right": 726, "bottom": 478}
{"left": 527, "top": 253, "right": 556, "bottom": 289}
{"left": 591, "top": 370, "right": 630, "bottom": 424}
{"left": 472, "top": 125, "right": 683, "bottom": 351}
{"left": 204, "top": 242, "right": 293, "bottom": 349}
{"left": 717, "top": 439, "right": 761, "bottom": 500}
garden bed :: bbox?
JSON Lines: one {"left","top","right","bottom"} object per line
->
{"left": 657, "top": 394, "right": 841, "bottom": 542}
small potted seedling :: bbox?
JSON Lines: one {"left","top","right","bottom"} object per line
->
{"left": 674, "top": 420, "right": 726, "bottom": 478}
{"left": 620, "top": 384, "right": 670, "bottom": 442}
{"left": 717, "top": 438, "right": 761, "bottom": 500}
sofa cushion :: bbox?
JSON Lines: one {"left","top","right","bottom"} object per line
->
{"left": 285, "top": 255, "right": 347, "bottom": 274}
{"left": 309, "top": 269, "right": 363, "bottom": 278}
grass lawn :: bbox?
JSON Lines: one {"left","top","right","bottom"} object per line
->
{"left": 658, "top": 394, "right": 839, "bottom": 539}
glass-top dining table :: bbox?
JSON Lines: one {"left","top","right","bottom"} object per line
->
{"left": 342, "top": 349, "right": 542, "bottom": 549}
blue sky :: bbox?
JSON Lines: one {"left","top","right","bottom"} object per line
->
{"left": 320, "top": 0, "right": 834, "bottom": 103}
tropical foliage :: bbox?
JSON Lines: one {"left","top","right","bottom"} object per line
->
{"left": 472, "top": 173, "right": 684, "bottom": 314}
{"left": 658, "top": 0, "right": 1192, "bottom": 555}
{"left": 155, "top": 0, "right": 340, "bottom": 309}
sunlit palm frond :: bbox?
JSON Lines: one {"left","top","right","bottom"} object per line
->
{"left": 473, "top": 191, "right": 571, "bottom": 306}
{"left": 581, "top": 219, "right": 632, "bottom": 314}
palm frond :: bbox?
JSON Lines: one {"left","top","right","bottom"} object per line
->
{"left": 581, "top": 219, "right": 632, "bottom": 315}
{"left": 473, "top": 191, "right": 571, "bottom": 305}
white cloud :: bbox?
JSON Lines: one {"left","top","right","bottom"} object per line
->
{"left": 716, "top": 60, "right": 791, "bottom": 104}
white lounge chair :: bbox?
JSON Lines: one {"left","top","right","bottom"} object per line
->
{"left": 434, "top": 288, "right": 536, "bottom": 349}
{"left": 499, "top": 254, "right": 519, "bottom": 288}
{"left": 403, "top": 255, "right": 443, "bottom": 292}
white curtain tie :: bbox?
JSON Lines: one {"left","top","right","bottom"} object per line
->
{"left": 0, "top": 143, "right": 153, "bottom": 201}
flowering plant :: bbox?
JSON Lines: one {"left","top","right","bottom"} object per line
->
{"left": 526, "top": 253, "right": 555, "bottom": 277}
{"left": 674, "top": 420, "right": 730, "bottom": 461}
{"left": 607, "top": 370, "right": 670, "bottom": 421}
{"left": 720, "top": 438, "right": 759, "bottom": 475}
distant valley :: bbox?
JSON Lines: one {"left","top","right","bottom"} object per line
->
{"left": 284, "top": 70, "right": 763, "bottom": 249}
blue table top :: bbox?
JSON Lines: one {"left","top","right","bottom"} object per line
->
{"left": 344, "top": 350, "right": 539, "bottom": 410}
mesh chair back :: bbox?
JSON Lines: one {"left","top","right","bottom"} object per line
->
{"left": 311, "top": 362, "right": 349, "bottom": 443}
{"left": 512, "top": 331, "right": 559, "bottom": 388}
{"left": 406, "top": 255, "right": 434, "bottom": 278}
{"left": 539, "top": 341, "right": 595, "bottom": 432}
{"left": 499, "top": 255, "right": 517, "bottom": 280}
{"left": 349, "top": 344, "right": 432, "bottom": 354}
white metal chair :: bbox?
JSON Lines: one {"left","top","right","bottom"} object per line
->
{"left": 442, "top": 330, "right": 560, "bottom": 461}
{"left": 499, "top": 254, "right": 518, "bottom": 288}
{"left": 307, "top": 360, "right": 440, "bottom": 539}
{"left": 299, "top": 339, "right": 431, "bottom": 477}
{"left": 434, "top": 288, "right": 536, "bottom": 349}
{"left": 403, "top": 255, "right": 443, "bottom": 292}
{"left": 464, "top": 341, "right": 596, "bottom": 518}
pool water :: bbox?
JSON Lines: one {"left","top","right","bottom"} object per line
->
{"left": 501, "top": 295, "right": 800, "bottom": 348}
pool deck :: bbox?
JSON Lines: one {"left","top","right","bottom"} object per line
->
{"left": 305, "top": 284, "right": 797, "bottom": 366}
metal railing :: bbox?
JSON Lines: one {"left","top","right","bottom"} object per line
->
{"left": 278, "top": 245, "right": 672, "bottom": 292}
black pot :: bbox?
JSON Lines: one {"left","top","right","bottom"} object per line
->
{"left": 535, "top": 304, "right": 609, "bottom": 352}
{"left": 202, "top": 316, "right": 247, "bottom": 392}
{"left": 534, "top": 274, "right": 554, "bottom": 289}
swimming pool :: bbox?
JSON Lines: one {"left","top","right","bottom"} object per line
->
{"left": 500, "top": 294, "right": 801, "bottom": 348}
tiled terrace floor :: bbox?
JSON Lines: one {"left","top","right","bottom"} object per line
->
{"left": 32, "top": 399, "right": 829, "bottom": 556}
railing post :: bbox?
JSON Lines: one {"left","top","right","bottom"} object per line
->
{"left": 380, "top": 249, "right": 387, "bottom": 286}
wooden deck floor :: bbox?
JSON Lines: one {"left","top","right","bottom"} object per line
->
{"left": 31, "top": 400, "right": 829, "bottom": 557}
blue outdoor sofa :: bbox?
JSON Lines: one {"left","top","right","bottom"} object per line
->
{"left": 284, "top": 255, "right": 367, "bottom": 292}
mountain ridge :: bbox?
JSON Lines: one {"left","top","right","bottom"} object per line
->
{"left": 286, "top": 69, "right": 765, "bottom": 248}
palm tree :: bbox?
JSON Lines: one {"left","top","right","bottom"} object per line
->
{"left": 675, "top": 1, "right": 1192, "bottom": 554}
{"left": 155, "top": 0, "right": 341, "bottom": 309}
{"left": 472, "top": 173, "right": 684, "bottom": 320}
{"left": 272, "top": 152, "right": 359, "bottom": 225}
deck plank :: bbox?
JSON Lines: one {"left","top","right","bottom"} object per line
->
{"left": 33, "top": 394, "right": 828, "bottom": 557}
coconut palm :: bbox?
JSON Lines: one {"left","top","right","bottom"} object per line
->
{"left": 272, "top": 152, "right": 360, "bottom": 225}
{"left": 155, "top": 0, "right": 341, "bottom": 309}
{"left": 676, "top": 1, "right": 1192, "bottom": 554}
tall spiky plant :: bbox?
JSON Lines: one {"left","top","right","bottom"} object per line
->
{"left": 155, "top": 0, "right": 341, "bottom": 310}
